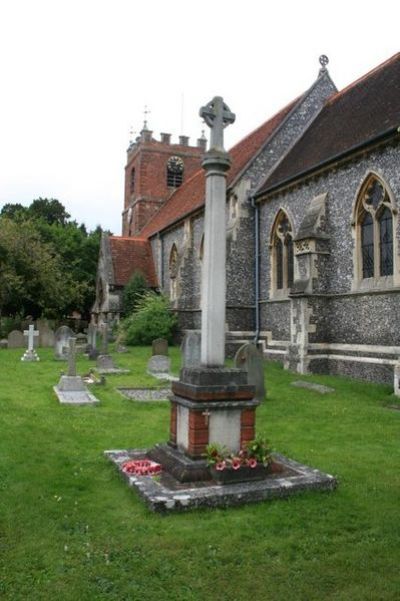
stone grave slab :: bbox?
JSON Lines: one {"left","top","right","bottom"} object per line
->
{"left": 181, "top": 331, "right": 201, "bottom": 368}
{"left": 117, "top": 388, "right": 171, "bottom": 402}
{"left": 291, "top": 381, "right": 335, "bottom": 394}
{"left": 8, "top": 330, "right": 24, "bottom": 348}
{"left": 96, "top": 354, "right": 129, "bottom": 375}
{"left": 234, "top": 343, "right": 266, "bottom": 402}
{"left": 105, "top": 449, "right": 337, "bottom": 513}
{"left": 152, "top": 338, "right": 169, "bottom": 356}
{"left": 54, "top": 338, "right": 99, "bottom": 404}
{"left": 54, "top": 325, "right": 74, "bottom": 360}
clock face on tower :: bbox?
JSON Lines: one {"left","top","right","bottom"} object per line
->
{"left": 167, "top": 156, "right": 184, "bottom": 173}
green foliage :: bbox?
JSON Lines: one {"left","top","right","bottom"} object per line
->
{"left": 0, "top": 199, "right": 103, "bottom": 319}
{"left": 120, "top": 292, "right": 177, "bottom": 345}
{"left": 121, "top": 270, "right": 148, "bottom": 316}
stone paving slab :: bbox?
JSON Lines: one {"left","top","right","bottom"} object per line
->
{"left": 117, "top": 388, "right": 171, "bottom": 401}
{"left": 97, "top": 368, "right": 130, "bottom": 375}
{"left": 105, "top": 448, "right": 337, "bottom": 513}
{"left": 54, "top": 386, "right": 99, "bottom": 405}
{"left": 291, "top": 381, "right": 335, "bottom": 394}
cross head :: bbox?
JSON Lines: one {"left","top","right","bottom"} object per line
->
{"left": 199, "top": 96, "right": 235, "bottom": 151}
{"left": 23, "top": 324, "right": 39, "bottom": 351}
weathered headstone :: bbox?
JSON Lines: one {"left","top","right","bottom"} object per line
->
{"left": 54, "top": 325, "right": 74, "bottom": 360}
{"left": 87, "top": 323, "right": 99, "bottom": 359}
{"left": 0, "top": 339, "right": 8, "bottom": 349}
{"left": 54, "top": 337, "right": 99, "bottom": 404}
{"left": 181, "top": 331, "right": 201, "bottom": 368}
{"left": 234, "top": 343, "right": 266, "bottom": 402}
{"left": 39, "top": 326, "right": 55, "bottom": 348}
{"left": 147, "top": 355, "right": 171, "bottom": 375}
{"left": 21, "top": 325, "right": 40, "bottom": 362}
{"left": 394, "top": 361, "right": 400, "bottom": 397}
{"left": 75, "top": 332, "right": 87, "bottom": 350}
{"left": 152, "top": 338, "right": 169, "bottom": 356}
{"left": 96, "top": 322, "right": 129, "bottom": 374}
{"left": 7, "top": 330, "right": 24, "bottom": 348}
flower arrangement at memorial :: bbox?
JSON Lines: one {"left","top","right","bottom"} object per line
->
{"left": 205, "top": 436, "right": 271, "bottom": 472}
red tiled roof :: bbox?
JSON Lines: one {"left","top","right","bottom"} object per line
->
{"left": 258, "top": 53, "right": 400, "bottom": 195}
{"left": 139, "top": 99, "right": 297, "bottom": 238}
{"left": 109, "top": 237, "right": 158, "bottom": 287}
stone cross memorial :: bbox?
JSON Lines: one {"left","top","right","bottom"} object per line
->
{"left": 149, "top": 97, "right": 259, "bottom": 482}
{"left": 54, "top": 337, "right": 99, "bottom": 404}
{"left": 21, "top": 325, "right": 40, "bottom": 362}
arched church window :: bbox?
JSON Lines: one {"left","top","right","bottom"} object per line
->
{"left": 271, "top": 210, "right": 294, "bottom": 295}
{"left": 169, "top": 244, "right": 179, "bottom": 301}
{"left": 355, "top": 175, "right": 395, "bottom": 280}
{"left": 167, "top": 156, "right": 184, "bottom": 188}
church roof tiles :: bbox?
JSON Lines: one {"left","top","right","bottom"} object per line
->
{"left": 257, "top": 52, "right": 400, "bottom": 196}
{"left": 109, "top": 237, "right": 157, "bottom": 287}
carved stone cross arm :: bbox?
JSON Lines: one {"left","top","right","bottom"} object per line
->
{"left": 199, "top": 96, "right": 235, "bottom": 152}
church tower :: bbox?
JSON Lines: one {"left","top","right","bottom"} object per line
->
{"left": 122, "top": 120, "right": 206, "bottom": 236}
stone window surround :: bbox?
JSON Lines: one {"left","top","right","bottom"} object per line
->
{"left": 351, "top": 171, "right": 399, "bottom": 291}
{"left": 269, "top": 208, "right": 295, "bottom": 300}
{"left": 169, "top": 243, "right": 179, "bottom": 302}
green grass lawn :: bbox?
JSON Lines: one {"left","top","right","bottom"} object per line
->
{"left": 1, "top": 346, "right": 399, "bottom": 601}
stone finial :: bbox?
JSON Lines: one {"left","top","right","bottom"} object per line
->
{"left": 199, "top": 97, "right": 235, "bottom": 152}
{"left": 319, "top": 54, "right": 329, "bottom": 73}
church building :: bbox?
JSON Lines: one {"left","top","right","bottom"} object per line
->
{"left": 93, "top": 53, "right": 400, "bottom": 386}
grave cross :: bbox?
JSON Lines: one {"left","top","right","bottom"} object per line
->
{"left": 23, "top": 324, "right": 39, "bottom": 352}
{"left": 67, "top": 337, "right": 77, "bottom": 377}
{"left": 200, "top": 97, "right": 235, "bottom": 151}
{"left": 202, "top": 409, "right": 211, "bottom": 426}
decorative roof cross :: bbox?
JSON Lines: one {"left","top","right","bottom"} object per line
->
{"left": 200, "top": 96, "right": 235, "bottom": 152}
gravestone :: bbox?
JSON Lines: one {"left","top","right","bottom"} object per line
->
{"left": 181, "top": 331, "right": 201, "bottom": 368}
{"left": 39, "top": 326, "right": 55, "bottom": 348}
{"left": 21, "top": 325, "right": 40, "bottom": 362}
{"left": 0, "top": 339, "right": 8, "bottom": 349}
{"left": 87, "top": 323, "right": 99, "bottom": 359}
{"left": 8, "top": 330, "right": 24, "bottom": 348}
{"left": 234, "top": 343, "right": 266, "bottom": 402}
{"left": 96, "top": 322, "right": 129, "bottom": 374}
{"left": 54, "top": 325, "right": 74, "bottom": 360}
{"left": 54, "top": 337, "right": 99, "bottom": 404}
{"left": 394, "top": 361, "right": 400, "bottom": 397}
{"left": 152, "top": 338, "right": 169, "bottom": 356}
{"left": 147, "top": 355, "right": 171, "bottom": 375}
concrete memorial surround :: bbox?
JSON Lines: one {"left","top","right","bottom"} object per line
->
{"left": 54, "top": 337, "right": 99, "bottom": 404}
{"left": 21, "top": 325, "right": 40, "bottom": 362}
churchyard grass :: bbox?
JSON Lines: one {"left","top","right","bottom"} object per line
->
{"left": 1, "top": 347, "right": 399, "bottom": 600}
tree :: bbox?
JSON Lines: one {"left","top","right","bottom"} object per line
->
{"left": 121, "top": 271, "right": 148, "bottom": 316}
{"left": 0, "top": 217, "right": 81, "bottom": 318}
{"left": 29, "top": 198, "right": 71, "bottom": 226}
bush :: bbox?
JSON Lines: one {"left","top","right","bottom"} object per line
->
{"left": 122, "top": 271, "right": 148, "bottom": 316}
{"left": 120, "top": 292, "right": 177, "bottom": 345}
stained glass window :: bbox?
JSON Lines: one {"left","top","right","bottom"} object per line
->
{"left": 379, "top": 208, "right": 393, "bottom": 276}
{"left": 361, "top": 212, "right": 374, "bottom": 278}
{"left": 276, "top": 238, "right": 283, "bottom": 289}
{"left": 286, "top": 237, "right": 294, "bottom": 288}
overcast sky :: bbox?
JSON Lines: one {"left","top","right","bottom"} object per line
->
{"left": 0, "top": 0, "right": 398, "bottom": 234}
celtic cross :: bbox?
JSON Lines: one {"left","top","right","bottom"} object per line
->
{"left": 199, "top": 96, "right": 235, "bottom": 151}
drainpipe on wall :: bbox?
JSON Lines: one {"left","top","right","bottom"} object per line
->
{"left": 251, "top": 194, "right": 260, "bottom": 345}
{"left": 158, "top": 233, "right": 164, "bottom": 291}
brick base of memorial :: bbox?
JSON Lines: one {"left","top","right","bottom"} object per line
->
{"left": 104, "top": 448, "right": 337, "bottom": 513}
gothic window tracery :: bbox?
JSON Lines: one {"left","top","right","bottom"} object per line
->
{"left": 270, "top": 210, "right": 294, "bottom": 296}
{"left": 356, "top": 176, "right": 395, "bottom": 280}
{"left": 169, "top": 244, "right": 179, "bottom": 301}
